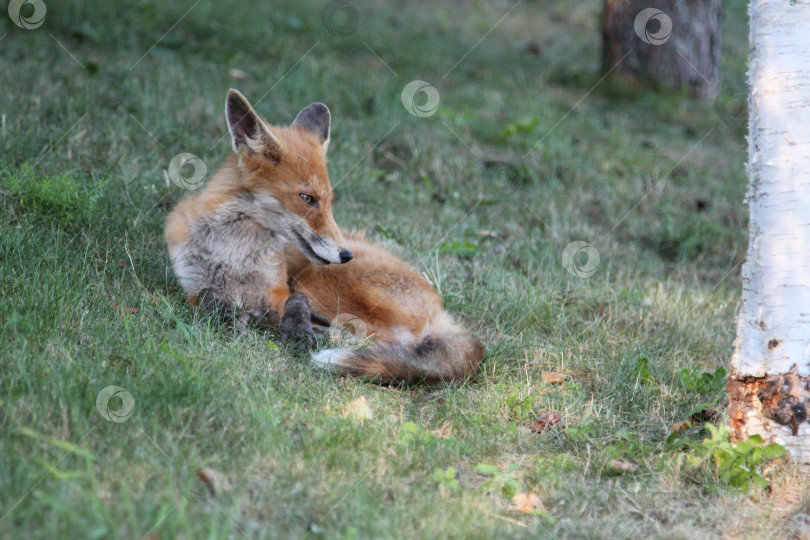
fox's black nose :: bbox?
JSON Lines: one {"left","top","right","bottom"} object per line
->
{"left": 339, "top": 249, "right": 354, "bottom": 263}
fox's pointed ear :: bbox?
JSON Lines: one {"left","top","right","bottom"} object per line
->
{"left": 225, "top": 89, "right": 283, "bottom": 161}
{"left": 292, "top": 103, "right": 331, "bottom": 152}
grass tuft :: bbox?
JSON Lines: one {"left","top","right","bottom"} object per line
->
{"left": 1, "top": 165, "right": 109, "bottom": 224}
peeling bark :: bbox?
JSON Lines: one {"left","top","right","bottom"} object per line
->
{"left": 729, "top": 367, "right": 810, "bottom": 461}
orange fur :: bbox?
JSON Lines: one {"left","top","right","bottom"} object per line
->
{"left": 292, "top": 235, "right": 442, "bottom": 343}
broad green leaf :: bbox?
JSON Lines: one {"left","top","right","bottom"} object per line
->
{"left": 474, "top": 464, "right": 499, "bottom": 476}
{"left": 763, "top": 443, "right": 787, "bottom": 460}
{"left": 714, "top": 449, "right": 734, "bottom": 471}
{"left": 735, "top": 441, "right": 752, "bottom": 455}
{"left": 729, "top": 470, "right": 750, "bottom": 491}
{"left": 502, "top": 477, "right": 521, "bottom": 497}
{"left": 752, "top": 474, "right": 769, "bottom": 489}
{"left": 438, "top": 240, "right": 480, "bottom": 257}
{"left": 747, "top": 434, "right": 763, "bottom": 445}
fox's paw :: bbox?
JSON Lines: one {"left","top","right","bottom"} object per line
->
{"left": 198, "top": 288, "right": 236, "bottom": 323}
{"left": 280, "top": 293, "right": 316, "bottom": 351}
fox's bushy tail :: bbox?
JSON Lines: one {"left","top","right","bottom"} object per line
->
{"left": 311, "top": 331, "right": 483, "bottom": 385}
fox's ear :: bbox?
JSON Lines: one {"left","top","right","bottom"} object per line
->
{"left": 225, "top": 89, "right": 283, "bottom": 161}
{"left": 292, "top": 103, "right": 331, "bottom": 152}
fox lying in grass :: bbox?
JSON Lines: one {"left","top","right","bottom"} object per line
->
{"left": 165, "top": 89, "right": 352, "bottom": 340}
{"left": 165, "top": 90, "right": 483, "bottom": 384}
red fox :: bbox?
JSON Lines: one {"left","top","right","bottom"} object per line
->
{"left": 165, "top": 89, "right": 483, "bottom": 384}
{"left": 165, "top": 89, "right": 353, "bottom": 338}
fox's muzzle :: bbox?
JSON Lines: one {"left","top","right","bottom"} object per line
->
{"left": 294, "top": 229, "right": 354, "bottom": 266}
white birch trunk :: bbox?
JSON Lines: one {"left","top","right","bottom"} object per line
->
{"left": 729, "top": 0, "right": 810, "bottom": 461}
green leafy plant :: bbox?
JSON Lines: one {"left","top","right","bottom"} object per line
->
{"left": 438, "top": 240, "right": 480, "bottom": 257}
{"left": 669, "top": 423, "right": 786, "bottom": 492}
{"left": 400, "top": 422, "right": 437, "bottom": 445}
{"left": 631, "top": 357, "right": 654, "bottom": 385}
{"left": 505, "top": 392, "right": 534, "bottom": 420}
{"left": 475, "top": 463, "right": 522, "bottom": 498}
{"left": 498, "top": 116, "right": 540, "bottom": 141}
{"left": 605, "top": 429, "right": 652, "bottom": 461}
{"left": 431, "top": 467, "right": 460, "bottom": 494}
{"left": 563, "top": 420, "right": 595, "bottom": 442}
{"left": 679, "top": 366, "right": 726, "bottom": 395}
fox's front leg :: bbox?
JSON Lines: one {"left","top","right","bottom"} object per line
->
{"left": 197, "top": 288, "right": 236, "bottom": 321}
{"left": 279, "top": 293, "right": 319, "bottom": 350}
{"left": 263, "top": 270, "right": 314, "bottom": 349}
{"left": 197, "top": 288, "right": 253, "bottom": 333}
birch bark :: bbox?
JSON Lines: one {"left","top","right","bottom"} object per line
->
{"left": 729, "top": 0, "right": 810, "bottom": 461}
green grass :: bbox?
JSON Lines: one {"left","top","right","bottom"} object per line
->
{"left": 2, "top": 0, "right": 808, "bottom": 538}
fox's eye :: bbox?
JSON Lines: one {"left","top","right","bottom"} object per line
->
{"left": 300, "top": 193, "right": 318, "bottom": 207}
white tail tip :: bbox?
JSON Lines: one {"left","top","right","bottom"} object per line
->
{"left": 311, "top": 348, "right": 352, "bottom": 369}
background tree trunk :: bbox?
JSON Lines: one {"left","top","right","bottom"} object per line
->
{"left": 728, "top": 0, "right": 810, "bottom": 461}
{"left": 602, "top": 0, "right": 722, "bottom": 100}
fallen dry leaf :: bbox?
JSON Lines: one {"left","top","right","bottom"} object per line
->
{"left": 530, "top": 413, "right": 563, "bottom": 433}
{"left": 541, "top": 371, "right": 567, "bottom": 384}
{"left": 431, "top": 422, "right": 453, "bottom": 440}
{"left": 610, "top": 459, "right": 638, "bottom": 472}
{"left": 341, "top": 396, "right": 373, "bottom": 423}
{"left": 671, "top": 408, "right": 718, "bottom": 434}
{"left": 193, "top": 467, "right": 231, "bottom": 498}
{"left": 93, "top": 249, "right": 112, "bottom": 263}
{"left": 111, "top": 303, "right": 138, "bottom": 314}
{"left": 670, "top": 421, "right": 690, "bottom": 434}
{"left": 513, "top": 492, "right": 545, "bottom": 514}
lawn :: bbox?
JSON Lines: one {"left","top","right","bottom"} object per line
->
{"left": 2, "top": 0, "right": 808, "bottom": 538}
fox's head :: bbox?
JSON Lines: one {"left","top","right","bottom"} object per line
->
{"left": 224, "top": 89, "right": 353, "bottom": 265}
